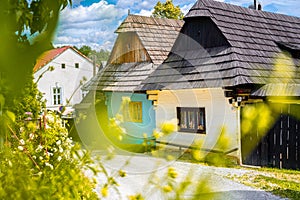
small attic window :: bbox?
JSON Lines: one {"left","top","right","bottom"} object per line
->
{"left": 61, "top": 63, "right": 66, "bottom": 69}
{"left": 276, "top": 42, "right": 300, "bottom": 58}
{"left": 75, "top": 63, "right": 79, "bottom": 68}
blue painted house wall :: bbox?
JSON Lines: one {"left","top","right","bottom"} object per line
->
{"left": 105, "top": 92, "right": 155, "bottom": 144}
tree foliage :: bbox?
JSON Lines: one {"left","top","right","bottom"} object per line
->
{"left": 78, "top": 45, "right": 92, "bottom": 57}
{"left": 12, "top": 75, "right": 45, "bottom": 120}
{"left": 0, "top": 0, "right": 99, "bottom": 199}
{"left": 152, "top": 0, "right": 184, "bottom": 20}
{"left": 0, "top": 0, "right": 71, "bottom": 108}
{"left": 76, "top": 45, "right": 110, "bottom": 67}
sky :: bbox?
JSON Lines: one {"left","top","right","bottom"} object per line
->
{"left": 53, "top": 0, "right": 300, "bottom": 51}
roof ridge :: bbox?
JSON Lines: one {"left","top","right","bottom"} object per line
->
{"left": 187, "top": 0, "right": 300, "bottom": 21}
{"left": 115, "top": 14, "right": 184, "bottom": 33}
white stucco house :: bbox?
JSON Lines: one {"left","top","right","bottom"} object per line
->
{"left": 33, "top": 46, "right": 95, "bottom": 117}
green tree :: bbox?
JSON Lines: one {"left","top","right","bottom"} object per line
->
{"left": 79, "top": 45, "right": 92, "bottom": 57}
{"left": 0, "top": 0, "right": 71, "bottom": 108}
{"left": 89, "top": 49, "right": 110, "bottom": 67}
{"left": 0, "top": 1, "right": 99, "bottom": 198}
{"left": 12, "top": 75, "right": 45, "bottom": 120}
{"left": 76, "top": 45, "right": 110, "bottom": 67}
{"left": 152, "top": 0, "right": 184, "bottom": 20}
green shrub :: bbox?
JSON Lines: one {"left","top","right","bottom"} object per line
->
{"left": 0, "top": 111, "right": 98, "bottom": 199}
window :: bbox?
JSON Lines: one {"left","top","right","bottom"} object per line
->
{"left": 61, "top": 63, "right": 66, "bottom": 69}
{"left": 75, "top": 63, "right": 79, "bottom": 68}
{"left": 53, "top": 87, "right": 62, "bottom": 105}
{"left": 177, "top": 107, "right": 206, "bottom": 133}
{"left": 123, "top": 101, "right": 143, "bottom": 123}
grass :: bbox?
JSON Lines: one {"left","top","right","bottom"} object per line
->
{"left": 227, "top": 167, "right": 300, "bottom": 200}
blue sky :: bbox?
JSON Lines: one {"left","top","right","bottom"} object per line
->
{"left": 53, "top": 0, "right": 300, "bottom": 51}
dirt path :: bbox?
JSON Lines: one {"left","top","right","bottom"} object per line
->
{"left": 88, "top": 153, "right": 286, "bottom": 200}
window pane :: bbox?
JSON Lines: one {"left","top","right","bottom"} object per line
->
{"left": 187, "top": 111, "right": 194, "bottom": 129}
{"left": 197, "top": 110, "right": 205, "bottom": 130}
{"left": 53, "top": 87, "right": 62, "bottom": 105}
{"left": 177, "top": 107, "right": 205, "bottom": 134}
{"left": 180, "top": 111, "right": 187, "bottom": 128}
{"left": 57, "top": 95, "right": 61, "bottom": 104}
{"left": 123, "top": 101, "right": 142, "bottom": 122}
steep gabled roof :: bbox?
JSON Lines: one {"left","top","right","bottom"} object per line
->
{"left": 34, "top": 46, "right": 69, "bottom": 72}
{"left": 142, "top": 0, "right": 300, "bottom": 91}
{"left": 84, "top": 15, "right": 183, "bottom": 92}
{"left": 186, "top": 0, "right": 300, "bottom": 52}
{"left": 33, "top": 46, "right": 92, "bottom": 72}
{"left": 115, "top": 14, "right": 184, "bottom": 65}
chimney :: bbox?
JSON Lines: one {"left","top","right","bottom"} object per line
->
{"left": 258, "top": 3, "right": 262, "bottom": 10}
{"left": 254, "top": 0, "right": 257, "bottom": 10}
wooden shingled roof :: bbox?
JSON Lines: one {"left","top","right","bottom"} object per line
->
{"left": 115, "top": 14, "right": 184, "bottom": 65}
{"left": 84, "top": 62, "right": 155, "bottom": 92}
{"left": 84, "top": 15, "right": 183, "bottom": 92}
{"left": 142, "top": 0, "right": 300, "bottom": 91}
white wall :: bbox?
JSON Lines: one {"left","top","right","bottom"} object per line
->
{"left": 156, "top": 88, "right": 238, "bottom": 155}
{"left": 34, "top": 48, "right": 94, "bottom": 110}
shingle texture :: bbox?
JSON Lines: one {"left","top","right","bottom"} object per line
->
{"left": 252, "top": 83, "right": 300, "bottom": 97}
{"left": 142, "top": 0, "right": 300, "bottom": 91}
{"left": 116, "top": 15, "right": 184, "bottom": 65}
{"left": 84, "top": 62, "right": 155, "bottom": 92}
{"left": 84, "top": 15, "right": 183, "bottom": 92}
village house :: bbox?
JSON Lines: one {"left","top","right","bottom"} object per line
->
{"left": 83, "top": 0, "right": 300, "bottom": 169}
{"left": 141, "top": 0, "right": 300, "bottom": 169}
{"left": 34, "top": 46, "right": 95, "bottom": 118}
{"left": 83, "top": 14, "right": 183, "bottom": 144}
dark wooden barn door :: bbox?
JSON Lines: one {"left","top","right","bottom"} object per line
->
{"left": 242, "top": 103, "right": 300, "bottom": 169}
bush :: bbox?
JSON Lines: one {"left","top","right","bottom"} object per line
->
{"left": 0, "top": 111, "right": 98, "bottom": 199}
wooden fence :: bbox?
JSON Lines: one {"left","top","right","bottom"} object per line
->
{"left": 242, "top": 103, "right": 300, "bottom": 170}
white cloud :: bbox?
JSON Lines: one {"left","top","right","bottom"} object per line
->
{"left": 137, "top": 9, "right": 153, "bottom": 16}
{"left": 181, "top": 3, "right": 194, "bottom": 15}
{"left": 54, "top": 0, "right": 127, "bottom": 51}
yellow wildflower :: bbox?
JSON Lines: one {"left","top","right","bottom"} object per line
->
{"left": 101, "top": 186, "right": 108, "bottom": 197}
{"left": 163, "top": 185, "right": 173, "bottom": 193}
{"left": 128, "top": 194, "right": 144, "bottom": 200}
{"left": 153, "top": 129, "right": 163, "bottom": 139}
{"left": 168, "top": 167, "right": 178, "bottom": 179}
{"left": 118, "top": 170, "right": 127, "bottom": 177}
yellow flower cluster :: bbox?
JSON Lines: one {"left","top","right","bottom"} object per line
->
{"left": 167, "top": 167, "right": 178, "bottom": 179}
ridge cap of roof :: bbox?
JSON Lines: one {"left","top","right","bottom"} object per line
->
{"left": 115, "top": 14, "right": 184, "bottom": 33}
{"left": 185, "top": 0, "right": 300, "bottom": 20}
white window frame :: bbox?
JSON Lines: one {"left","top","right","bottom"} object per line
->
{"left": 52, "top": 86, "right": 63, "bottom": 105}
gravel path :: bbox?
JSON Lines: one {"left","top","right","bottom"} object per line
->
{"left": 88, "top": 153, "right": 286, "bottom": 200}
